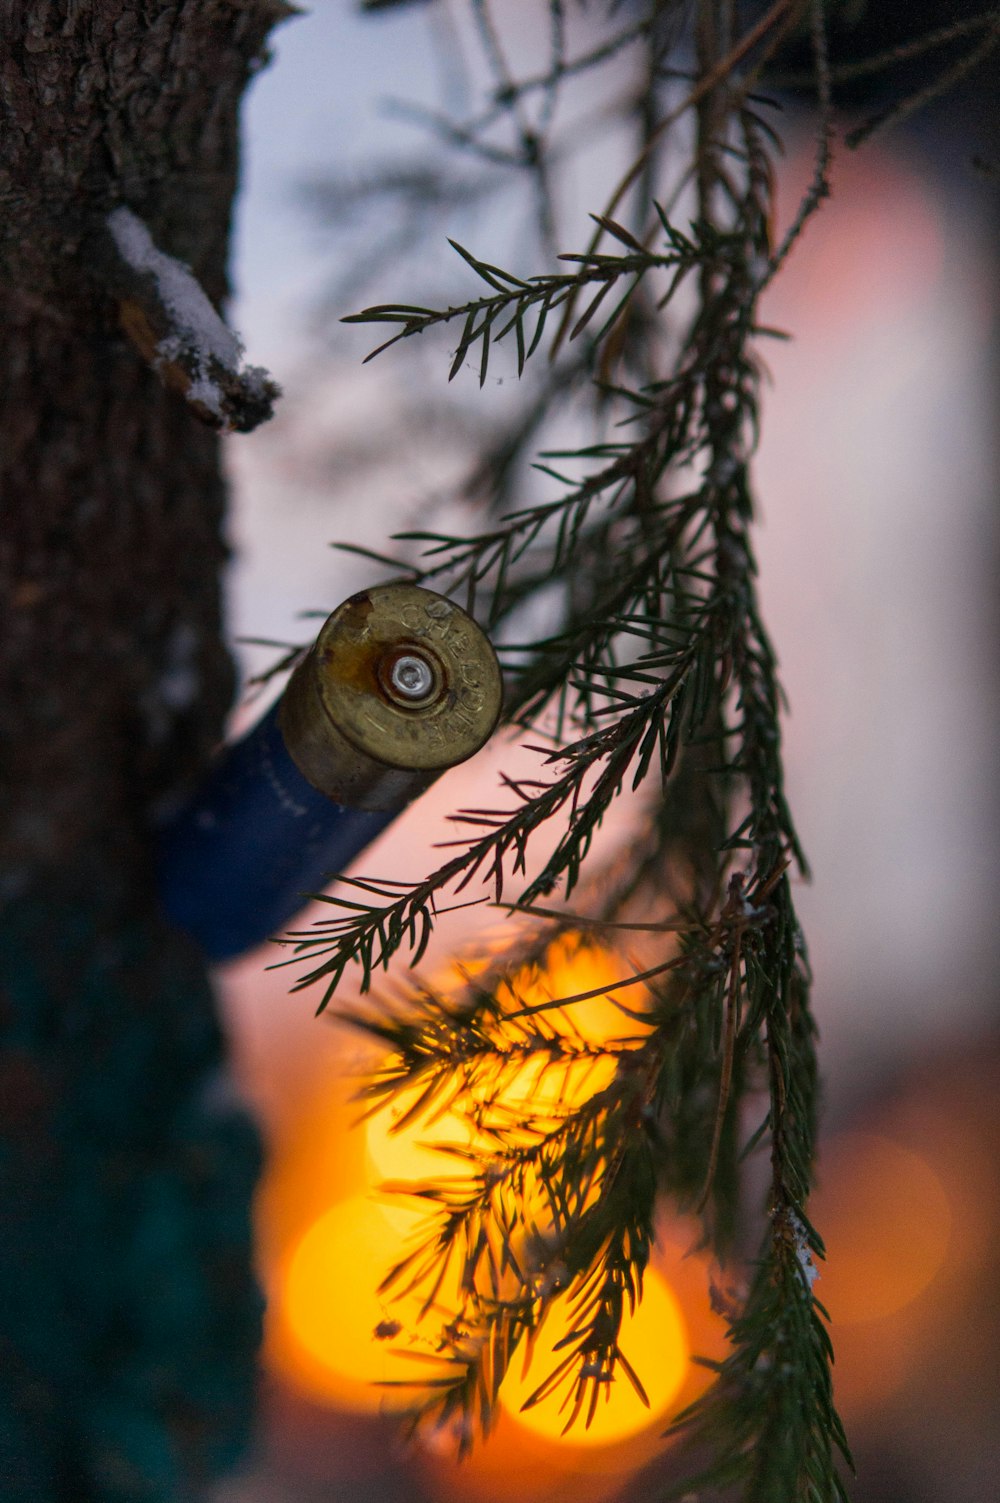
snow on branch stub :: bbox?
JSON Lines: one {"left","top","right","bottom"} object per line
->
{"left": 105, "top": 206, "right": 280, "bottom": 434}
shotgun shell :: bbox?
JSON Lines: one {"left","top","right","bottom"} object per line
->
{"left": 156, "top": 584, "right": 502, "bottom": 961}
{"left": 279, "top": 583, "right": 502, "bottom": 809}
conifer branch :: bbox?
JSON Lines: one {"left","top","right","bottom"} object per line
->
{"left": 342, "top": 224, "right": 702, "bottom": 378}
{"left": 275, "top": 3, "right": 985, "bottom": 1493}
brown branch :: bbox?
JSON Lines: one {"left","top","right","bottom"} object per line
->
{"left": 103, "top": 206, "right": 281, "bottom": 434}
{"left": 551, "top": 0, "right": 807, "bottom": 355}
{"left": 845, "top": 13, "right": 1000, "bottom": 149}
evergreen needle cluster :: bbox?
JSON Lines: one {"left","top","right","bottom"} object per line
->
{"left": 272, "top": 3, "right": 990, "bottom": 1497}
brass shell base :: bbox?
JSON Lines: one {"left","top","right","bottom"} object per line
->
{"left": 278, "top": 584, "right": 503, "bottom": 811}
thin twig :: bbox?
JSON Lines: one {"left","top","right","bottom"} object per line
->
{"left": 846, "top": 13, "right": 1000, "bottom": 148}
{"left": 760, "top": 0, "right": 833, "bottom": 289}
{"left": 552, "top": 0, "right": 806, "bottom": 354}
{"left": 773, "top": 7, "right": 1000, "bottom": 86}
{"left": 696, "top": 905, "right": 742, "bottom": 1212}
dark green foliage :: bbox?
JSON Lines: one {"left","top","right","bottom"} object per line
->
{"left": 273, "top": 1, "right": 989, "bottom": 1496}
{"left": 342, "top": 218, "right": 706, "bottom": 379}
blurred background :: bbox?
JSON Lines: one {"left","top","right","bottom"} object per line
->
{"left": 207, "top": 5, "right": 999, "bottom": 1500}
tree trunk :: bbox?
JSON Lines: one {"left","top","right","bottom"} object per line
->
{"left": 0, "top": 4, "right": 284, "bottom": 1497}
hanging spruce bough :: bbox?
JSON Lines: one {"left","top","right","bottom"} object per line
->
{"left": 274, "top": 4, "right": 996, "bottom": 1498}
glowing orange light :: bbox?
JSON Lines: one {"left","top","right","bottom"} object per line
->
{"left": 415, "top": 1222, "right": 731, "bottom": 1503}
{"left": 365, "top": 936, "right": 645, "bottom": 1195}
{"left": 499, "top": 1267, "right": 688, "bottom": 1446}
{"left": 266, "top": 935, "right": 677, "bottom": 1446}
{"left": 269, "top": 1194, "right": 431, "bottom": 1412}
{"left": 495, "top": 934, "right": 646, "bottom": 1047}
{"left": 814, "top": 1132, "right": 952, "bottom": 1325}
{"left": 365, "top": 1091, "right": 482, "bottom": 1187}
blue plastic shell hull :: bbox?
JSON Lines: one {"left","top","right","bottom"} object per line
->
{"left": 156, "top": 700, "right": 395, "bottom": 961}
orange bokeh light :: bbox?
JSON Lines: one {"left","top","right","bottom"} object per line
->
{"left": 805, "top": 1128, "right": 959, "bottom": 1415}
{"left": 364, "top": 1088, "right": 482, "bottom": 1195}
{"left": 493, "top": 934, "right": 645, "bottom": 1043}
{"left": 269, "top": 1193, "right": 442, "bottom": 1412}
{"left": 500, "top": 1266, "right": 689, "bottom": 1446}
{"left": 418, "top": 1222, "right": 730, "bottom": 1503}
{"left": 262, "top": 933, "right": 732, "bottom": 1497}
{"left": 365, "top": 935, "right": 646, "bottom": 1193}
{"left": 814, "top": 1131, "right": 952, "bottom": 1325}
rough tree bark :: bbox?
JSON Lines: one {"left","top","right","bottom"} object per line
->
{"left": 0, "top": 4, "right": 287, "bottom": 1498}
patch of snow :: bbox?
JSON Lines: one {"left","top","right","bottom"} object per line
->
{"left": 108, "top": 205, "right": 243, "bottom": 370}
{"left": 788, "top": 1210, "right": 820, "bottom": 1291}
{"left": 242, "top": 364, "right": 274, "bottom": 400}
{"left": 185, "top": 376, "right": 226, "bottom": 421}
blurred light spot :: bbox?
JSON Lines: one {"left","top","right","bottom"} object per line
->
{"left": 269, "top": 937, "right": 671, "bottom": 1435}
{"left": 269, "top": 1195, "right": 423, "bottom": 1411}
{"left": 500, "top": 1267, "right": 688, "bottom": 1446}
{"left": 365, "top": 937, "right": 646, "bottom": 1215}
{"left": 365, "top": 1090, "right": 481, "bottom": 1189}
{"left": 771, "top": 147, "right": 946, "bottom": 335}
{"left": 815, "top": 1131, "right": 952, "bottom": 1324}
{"left": 495, "top": 935, "right": 644, "bottom": 1046}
